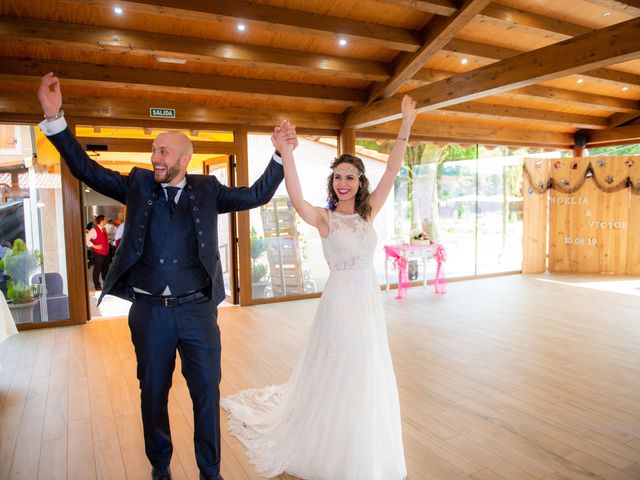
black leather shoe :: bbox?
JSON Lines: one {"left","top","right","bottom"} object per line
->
{"left": 151, "top": 466, "right": 172, "bottom": 480}
{"left": 199, "top": 474, "right": 223, "bottom": 480}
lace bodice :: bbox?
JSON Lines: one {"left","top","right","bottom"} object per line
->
{"left": 322, "top": 210, "right": 377, "bottom": 271}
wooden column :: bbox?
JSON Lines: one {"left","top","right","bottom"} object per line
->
{"left": 522, "top": 158, "right": 549, "bottom": 273}
{"left": 61, "top": 119, "right": 90, "bottom": 325}
{"left": 338, "top": 127, "right": 356, "bottom": 156}
{"left": 235, "top": 127, "right": 252, "bottom": 306}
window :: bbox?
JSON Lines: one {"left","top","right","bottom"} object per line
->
{"left": 358, "top": 140, "right": 564, "bottom": 279}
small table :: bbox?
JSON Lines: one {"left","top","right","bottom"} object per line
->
{"left": 383, "top": 242, "right": 437, "bottom": 293}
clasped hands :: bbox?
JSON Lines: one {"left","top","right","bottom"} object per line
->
{"left": 272, "top": 120, "right": 298, "bottom": 156}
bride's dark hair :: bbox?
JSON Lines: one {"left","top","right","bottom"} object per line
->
{"left": 326, "top": 154, "right": 372, "bottom": 220}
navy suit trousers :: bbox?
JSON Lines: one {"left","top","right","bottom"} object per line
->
{"left": 128, "top": 296, "right": 222, "bottom": 476}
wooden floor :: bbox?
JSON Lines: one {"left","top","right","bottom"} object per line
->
{"left": 1, "top": 273, "right": 639, "bottom": 480}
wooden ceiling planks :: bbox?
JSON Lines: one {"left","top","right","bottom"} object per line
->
{"left": 344, "top": 17, "right": 640, "bottom": 127}
{"left": 0, "top": 0, "right": 638, "bottom": 148}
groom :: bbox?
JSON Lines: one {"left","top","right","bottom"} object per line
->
{"left": 37, "top": 73, "right": 294, "bottom": 480}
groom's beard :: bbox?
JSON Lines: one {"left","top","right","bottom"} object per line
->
{"left": 153, "top": 163, "right": 181, "bottom": 184}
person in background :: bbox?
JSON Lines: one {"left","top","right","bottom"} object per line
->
{"left": 85, "top": 214, "right": 97, "bottom": 232}
{"left": 85, "top": 214, "right": 110, "bottom": 290}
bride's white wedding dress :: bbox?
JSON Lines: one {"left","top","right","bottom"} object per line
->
{"left": 221, "top": 211, "right": 406, "bottom": 480}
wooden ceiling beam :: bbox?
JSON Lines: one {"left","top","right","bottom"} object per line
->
{"left": 379, "top": 0, "right": 458, "bottom": 16}
{"left": 586, "top": 123, "right": 640, "bottom": 145}
{"left": 410, "top": 68, "right": 639, "bottom": 112}
{"left": 580, "top": 0, "right": 640, "bottom": 16}
{"left": 19, "top": 55, "right": 626, "bottom": 123}
{"left": 583, "top": 68, "right": 640, "bottom": 86}
{"left": 59, "top": 0, "right": 421, "bottom": 52}
{"left": 504, "top": 86, "right": 640, "bottom": 113}
{"left": 367, "top": 0, "right": 490, "bottom": 102}
{"left": 443, "top": 39, "right": 640, "bottom": 87}
{"left": 360, "top": 121, "right": 574, "bottom": 147}
{"left": 443, "top": 38, "right": 521, "bottom": 60}
{"left": 345, "top": 17, "right": 640, "bottom": 128}
{"left": 441, "top": 103, "right": 609, "bottom": 129}
{"left": 0, "top": 17, "right": 390, "bottom": 82}
{"left": 607, "top": 111, "right": 640, "bottom": 128}
{"left": 407, "top": 68, "right": 453, "bottom": 85}
{"left": 479, "top": 4, "right": 591, "bottom": 37}
{"left": 0, "top": 58, "right": 365, "bottom": 107}
{"left": 0, "top": 94, "right": 342, "bottom": 129}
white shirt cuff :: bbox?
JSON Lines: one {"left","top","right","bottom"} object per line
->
{"left": 38, "top": 116, "right": 68, "bottom": 136}
{"left": 272, "top": 151, "right": 282, "bottom": 165}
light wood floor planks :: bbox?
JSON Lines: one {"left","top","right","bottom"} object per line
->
{"left": 0, "top": 273, "right": 639, "bottom": 479}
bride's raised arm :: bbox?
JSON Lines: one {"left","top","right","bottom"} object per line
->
{"left": 368, "top": 95, "right": 417, "bottom": 217}
{"left": 272, "top": 121, "right": 328, "bottom": 233}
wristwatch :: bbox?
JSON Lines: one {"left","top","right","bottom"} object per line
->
{"left": 44, "top": 109, "right": 64, "bottom": 121}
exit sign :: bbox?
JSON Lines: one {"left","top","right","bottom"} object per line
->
{"left": 149, "top": 108, "right": 176, "bottom": 118}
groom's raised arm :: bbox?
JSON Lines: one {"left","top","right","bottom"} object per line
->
{"left": 37, "top": 73, "right": 129, "bottom": 204}
{"left": 215, "top": 155, "right": 285, "bottom": 214}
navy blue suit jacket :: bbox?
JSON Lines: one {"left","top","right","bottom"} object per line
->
{"left": 48, "top": 127, "right": 284, "bottom": 305}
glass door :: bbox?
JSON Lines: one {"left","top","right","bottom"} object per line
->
{"left": 0, "top": 124, "right": 71, "bottom": 327}
{"left": 204, "top": 155, "right": 238, "bottom": 304}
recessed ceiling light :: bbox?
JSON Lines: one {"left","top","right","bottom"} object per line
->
{"left": 577, "top": 78, "right": 584, "bottom": 84}
{"left": 155, "top": 56, "right": 187, "bottom": 64}
{"left": 237, "top": 23, "right": 246, "bottom": 32}
{"left": 602, "top": 11, "right": 611, "bottom": 16}
{"left": 461, "top": 58, "right": 469, "bottom": 65}
{"left": 338, "top": 37, "right": 348, "bottom": 46}
{"left": 113, "top": 6, "right": 123, "bottom": 15}
{"left": 622, "top": 86, "right": 629, "bottom": 91}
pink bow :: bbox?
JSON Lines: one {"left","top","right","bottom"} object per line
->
{"left": 384, "top": 246, "right": 411, "bottom": 299}
{"left": 433, "top": 243, "right": 446, "bottom": 294}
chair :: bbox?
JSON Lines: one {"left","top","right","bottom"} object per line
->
{"left": 31, "top": 272, "right": 70, "bottom": 322}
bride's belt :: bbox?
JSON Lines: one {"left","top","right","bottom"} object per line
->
{"left": 329, "top": 258, "right": 373, "bottom": 271}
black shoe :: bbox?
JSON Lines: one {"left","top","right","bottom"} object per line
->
{"left": 152, "top": 466, "right": 172, "bottom": 480}
{"left": 199, "top": 474, "right": 223, "bottom": 480}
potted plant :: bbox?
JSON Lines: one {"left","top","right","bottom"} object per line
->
{"left": 3, "top": 239, "right": 42, "bottom": 324}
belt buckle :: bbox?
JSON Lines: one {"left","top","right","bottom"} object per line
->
{"left": 164, "top": 296, "right": 179, "bottom": 307}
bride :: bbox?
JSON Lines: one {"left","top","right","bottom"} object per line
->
{"left": 222, "top": 95, "right": 417, "bottom": 480}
